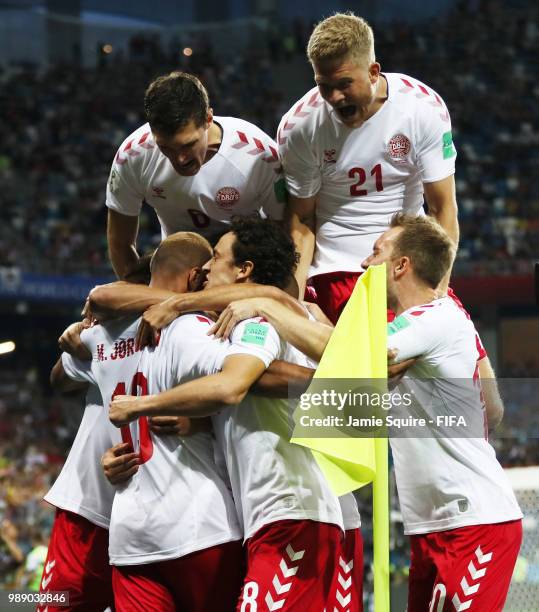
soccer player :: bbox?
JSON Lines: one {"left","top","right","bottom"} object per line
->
{"left": 107, "top": 71, "right": 285, "bottom": 279}
{"left": 278, "top": 12, "right": 458, "bottom": 322}
{"left": 108, "top": 217, "right": 351, "bottom": 611}
{"left": 44, "top": 234, "right": 245, "bottom": 612}
{"left": 39, "top": 259, "right": 155, "bottom": 612}
{"left": 210, "top": 215, "right": 522, "bottom": 611}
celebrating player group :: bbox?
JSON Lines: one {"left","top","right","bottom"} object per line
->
{"left": 40, "top": 12, "right": 522, "bottom": 612}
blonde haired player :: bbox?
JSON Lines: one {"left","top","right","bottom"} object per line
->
{"left": 278, "top": 12, "right": 458, "bottom": 322}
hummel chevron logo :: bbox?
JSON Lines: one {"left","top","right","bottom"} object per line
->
{"left": 273, "top": 574, "right": 292, "bottom": 595}
{"left": 265, "top": 591, "right": 285, "bottom": 611}
{"left": 468, "top": 560, "right": 487, "bottom": 580}
{"left": 292, "top": 102, "right": 309, "bottom": 118}
{"left": 232, "top": 132, "right": 278, "bottom": 163}
{"left": 279, "top": 558, "right": 299, "bottom": 578}
{"left": 336, "top": 590, "right": 351, "bottom": 607}
{"left": 475, "top": 546, "right": 492, "bottom": 564}
{"left": 338, "top": 574, "right": 352, "bottom": 590}
{"left": 45, "top": 560, "right": 55, "bottom": 574}
{"left": 115, "top": 132, "right": 154, "bottom": 164}
{"left": 41, "top": 573, "right": 53, "bottom": 589}
{"left": 460, "top": 576, "right": 479, "bottom": 596}
{"left": 452, "top": 593, "right": 472, "bottom": 611}
{"left": 285, "top": 544, "right": 305, "bottom": 562}
{"left": 339, "top": 557, "right": 354, "bottom": 573}
{"left": 398, "top": 78, "right": 450, "bottom": 122}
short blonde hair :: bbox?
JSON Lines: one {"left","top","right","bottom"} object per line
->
{"left": 150, "top": 232, "right": 212, "bottom": 276}
{"left": 307, "top": 12, "right": 375, "bottom": 65}
{"left": 389, "top": 214, "right": 456, "bottom": 288}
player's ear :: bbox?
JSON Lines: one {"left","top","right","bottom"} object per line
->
{"left": 237, "top": 260, "right": 254, "bottom": 282}
{"left": 394, "top": 256, "right": 409, "bottom": 278}
{"left": 206, "top": 109, "right": 213, "bottom": 129}
{"left": 369, "top": 62, "right": 381, "bottom": 82}
{"left": 188, "top": 267, "right": 205, "bottom": 291}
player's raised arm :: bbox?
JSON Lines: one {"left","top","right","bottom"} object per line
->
{"left": 210, "top": 297, "right": 332, "bottom": 362}
{"left": 107, "top": 210, "right": 140, "bottom": 280}
{"left": 89, "top": 281, "right": 178, "bottom": 317}
{"left": 286, "top": 195, "right": 316, "bottom": 298}
{"left": 141, "top": 283, "right": 305, "bottom": 332}
{"left": 424, "top": 176, "right": 459, "bottom": 290}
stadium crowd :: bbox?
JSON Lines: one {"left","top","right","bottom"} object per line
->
{"left": 0, "top": 0, "right": 537, "bottom": 275}
{"left": 0, "top": 1, "right": 537, "bottom": 606}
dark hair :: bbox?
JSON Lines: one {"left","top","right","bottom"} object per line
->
{"left": 123, "top": 252, "right": 153, "bottom": 284}
{"left": 390, "top": 213, "right": 455, "bottom": 288}
{"left": 144, "top": 72, "right": 210, "bottom": 136}
{"left": 230, "top": 216, "right": 298, "bottom": 289}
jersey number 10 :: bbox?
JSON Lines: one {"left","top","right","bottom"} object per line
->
{"left": 112, "top": 372, "right": 154, "bottom": 464}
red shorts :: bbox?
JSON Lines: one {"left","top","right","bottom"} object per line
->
{"left": 309, "top": 272, "right": 484, "bottom": 350}
{"left": 112, "top": 540, "right": 244, "bottom": 612}
{"left": 237, "top": 519, "right": 342, "bottom": 611}
{"left": 37, "top": 508, "right": 113, "bottom": 612}
{"left": 408, "top": 520, "right": 522, "bottom": 612}
{"left": 328, "top": 528, "right": 364, "bottom": 612}
{"left": 308, "top": 271, "right": 361, "bottom": 325}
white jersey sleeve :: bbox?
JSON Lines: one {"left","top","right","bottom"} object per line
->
{"left": 387, "top": 307, "right": 442, "bottom": 362}
{"left": 414, "top": 86, "right": 456, "bottom": 183}
{"left": 278, "top": 105, "right": 321, "bottom": 199}
{"left": 227, "top": 317, "right": 282, "bottom": 367}
{"left": 61, "top": 350, "right": 95, "bottom": 385}
{"left": 105, "top": 126, "right": 148, "bottom": 217}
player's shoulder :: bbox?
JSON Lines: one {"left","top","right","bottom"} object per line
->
{"left": 277, "top": 86, "right": 327, "bottom": 146}
{"left": 163, "top": 312, "right": 214, "bottom": 339}
{"left": 387, "top": 72, "right": 450, "bottom": 120}
{"left": 394, "top": 297, "right": 471, "bottom": 336}
{"left": 232, "top": 316, "right": 279, "bottom": 342}
{"left": 112, "top": 122, "right": 158, "bottom": 168}
{"left": 217, "top": 116, "right": 279, "bottom": 171}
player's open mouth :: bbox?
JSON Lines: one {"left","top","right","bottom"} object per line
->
{"left": 336, "top": 105, "right": 357, "bottom": 120}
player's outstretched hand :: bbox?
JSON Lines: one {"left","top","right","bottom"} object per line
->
{"left": 58, "top": 321, "right": 92, "bottom": 360}
{"left": 109, "top": 395, "right": 142, "bottom": 427}
{"left": 209, "top": 298, "right": 262, "bottom": 340}
{"left": 101, "top": 443, "right": 140, "bottom": 485}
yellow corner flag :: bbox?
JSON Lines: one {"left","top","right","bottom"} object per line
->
{"left": 291, "top": 263, "right": 389, "bottom": 611}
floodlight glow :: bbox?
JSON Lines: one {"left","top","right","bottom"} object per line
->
{"left": 0, "top": 341, "right": 15, "bottom": 355}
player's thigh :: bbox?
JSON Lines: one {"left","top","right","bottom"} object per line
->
{"left": 328, "top": 527, "right": 364, "bottom": 612}
{"left": 407, "top": 535, "right": 437, "bottom": 612}
{"left": 430, "top": 521, "right": 522, "bottom": 612}
{"left": 38, "top": 509, "right": 113, "bottom": 612}
{"left": 237, "top": 519, "right": 341, "bottom": 612}
{"left": 112, "top": 564, "right": 175, "bottom": 612}
{"left": 163, "top": 540, "right": 244, "bottom": 611}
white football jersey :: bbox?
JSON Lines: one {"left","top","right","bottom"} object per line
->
{"left": 278, "top": 74, "right": 457, "bottom": 276}
{"left": 387, "top": 298, "right": 522, "bottom": 535}
{"left": 44, "top": 364, "right": 117, "bottom": 529}
{"left": 284, "top": 340, "right": 361, "bottom": 530}
{"left": 44, "top": 318, "right": 142, "bottom": 529}
{"left": 213, "top": 318, "right": 344, "bottom": 540}
{"left": 106, "top": 116, "right": 285, "bottom": 239}
{"left": 109, "top": 313, "right": 244, "bottom": 566}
